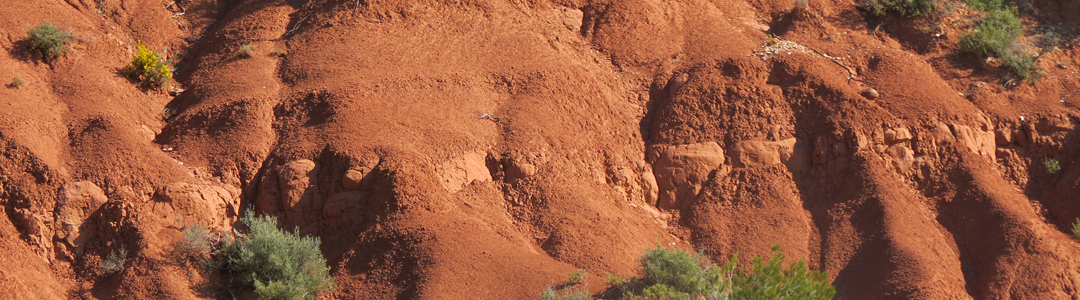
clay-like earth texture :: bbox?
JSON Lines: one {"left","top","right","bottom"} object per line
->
{"left": 2, "top": 0, "right": 1080, "bottom": 298}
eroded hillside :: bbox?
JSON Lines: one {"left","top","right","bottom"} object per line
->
{"left": 2, "top": 0, "right": 1080, "bottom": 298}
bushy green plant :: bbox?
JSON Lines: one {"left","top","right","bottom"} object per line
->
{"left": 642, "top": 283, "right": 689, "bottom": 300}
{"left": 607, "top": 245, "right": 834, "bottom": 300}
{"left": 27, "top": 21, "right": 74, "bottom": 59}
{"left": 122, "top": 41, "right": 172, "bottom": 87}
{"left": 541, "top": 286, "right": 594, "bottom": 300}
{"left": 960, "top": 9, "right": 1020, "bottom": 55}
{"left": 864, "top": 0, "right": 936, "bottom": 17}
{"left": 964, "top": 0, "right": 1010, "bottom": 11}
{"left": 222, "top": 213, "right": 334, "bottom": 300}
{"left": 1072, "top": 219, "right": 1080, "bottom": 241}
{"left": 98, "top": 246, "right": 127, "bottom": 275}
{"left": 569, "top": 269, "right": 588, "bottom": 285}
{"left": 10, "top": 77, "right": 24, "bottom": 88}
{"left": 639, "top": 246, "right": 710, "bottom": 295}
{"left": 960, "top": 9, "right": 1040, "bottom": 80}
{"left": 727, "top": 245, "right": 834, "bottom": 300}
{"left": 171, "top": 224, "right": 212, "bottom": 266}
{"left": 1044, "top": 158, "right": 1061, "bottom": 174}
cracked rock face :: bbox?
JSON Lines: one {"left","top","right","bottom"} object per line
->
{"left": 649, "top": 142, "right": 725, "bottom": 209}
{"left": 55, "top": 182, "right": 108, "bottom": 256}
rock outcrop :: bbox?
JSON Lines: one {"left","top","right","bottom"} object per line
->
{"left": 648, "top": 142, "right": 725, "bottom": 209}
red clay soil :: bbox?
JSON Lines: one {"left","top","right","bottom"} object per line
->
{"left": 3, "top": 0, "right": 1080, "bottom": 299}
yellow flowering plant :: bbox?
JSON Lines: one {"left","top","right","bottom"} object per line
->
{"left": 122, "top": 41, "right": 172, "bottom": 87}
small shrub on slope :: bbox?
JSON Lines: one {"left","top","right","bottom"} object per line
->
{"left": 27, "top": 21, "right": 74, "bottom": 60}
{"left": 238, "top": 44, "right": 257, "bottom": 57}
{"left": 960, "top": 9, "right": 1040, "bottom": 81}
{"left": 964, "top": 0, "right": 1011, "bottom": 11}
{"left": 1072, "top": 219, "right": 1080, "bottom": 241}
{"left": 98, "top": 246, "right": 127, "bottom": 275}
{"left": 10, "top": 77, "right": 24, "bottom": 88}
{"left": 541, "top": 286, "right": 594, "bottom": 300}
{"left": 1044, "top": 159, "right": 1061, "bottom": 174}
{"left": 122, "top": 41, "right": 172, "bottom": 87}
{"left": 608, "top": 245, "right": 834, "bottom": 300}
{"left": 171, "top": 224, "right": 212, "bottom": 267}
{"left": 728, "top": 245, "right": 834, "bottom": 300}
{"left": 864, "top": 0, "right": 936, "bottom": 17}
{"left": 569, "top": 269, "right": 588, "bottom": 285}
{"left": 222, "top": 213, "right": 334, "bottom": 300}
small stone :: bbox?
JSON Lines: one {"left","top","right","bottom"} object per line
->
{"left": 885, "top": 128, "right": 911, "bottom": 144}
{"left": 505, "top": 160, "right": 537, "bottom": 181}
{"left": 995, "top": 130, "right": 1012, "bottom": 146}
{"left": 860, "top": 88, "right": 879, "bottom": 100}
{"left": 168, "top": 88, "right": 185, "bottom": 96}
{"left": 343, "top": 169, "right": 364, "bottom": 190}
{"left": 342, "top": 168, "right": 369, "bottom": 191}
{"left": 137, "top": 125, "right": 156, "bottom": 142}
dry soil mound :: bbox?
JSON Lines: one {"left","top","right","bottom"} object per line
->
{"left": 2, "top": 0, "right": 1080, "bottom": 299}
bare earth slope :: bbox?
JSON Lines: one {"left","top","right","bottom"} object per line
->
{"left": 3, "top": 0, "right": 1080, "bottom": 299}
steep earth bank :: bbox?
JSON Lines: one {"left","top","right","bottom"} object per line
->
{"left": 2, "top": 0, "right": 1080, "bottom": 299}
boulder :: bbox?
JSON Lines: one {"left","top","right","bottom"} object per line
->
{"left": 951, "top": 124, "right": 996, "bottom": 159}
{"left": 136, "top": 125, "right": 156, "bottom": 142}
{"left": 437, "top": 151, "right": 493, "bottom": 192}
{"left": 641, "top": 168, "right": 660, "bottom": 206}
{"left": 860, "top": 88, "right": 879, "bottom": 100}
{"left": 887, "top": 145, "right": 915, "bottom": 173}
{"left": 995, "top": 130, "right": 1012, "bottom": 146}
{"left": 732, "top": 141, "right": 782, "bottom": 167}
{"left": 652, "top": 142, "right": 724, "bottom": 209}
{"left": 153, "top": 182, "right": 239, "bottom": 229}
{"left": 884, "top": 127, "right": 911, "bottom": 144}
{"left": 255, "top": 170, "right": 281, "bottom": 214}
{"left": 559, "top": 8, "right": 584, "bottom": 32}
{"left": 730, "top": 138, "right": 802, "bottom": 168}
{"left": 342, "top": 167, "right": 373, "bottom": 191}
{"left": 931, "top": 123, "right": 954, "bottom": 143}
{"left": 504, "top": 158, "right": 537, "bottom": 182}
{"left": 279, "top": 159, "right": 318, "bottom": 212}
{"left": 54, "top": 182, "right": 108, "bottom": 252}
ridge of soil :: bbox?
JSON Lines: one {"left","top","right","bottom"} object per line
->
{"left": 2, "top": 0, "right": 1080, "bottom": 299}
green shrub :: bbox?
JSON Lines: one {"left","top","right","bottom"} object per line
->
{"left": 27, "top": 21, "right": 74, "bottom": 59}
{"left": 171, "top": 224, "right": 212, "bottom": 266}
{"left": 642, "top": 283, "right": 689, "bottom": 300}
{"left": 540, "top": 286, "right": 593, "bottom": 300}
{"left": 727, "top": 245, "right": 834, "bottom": 300}
{"left": 964, "top": 0, "right": 1010, "bottom": 11}
{"left": 98, "top": 246, "right": 127, "bottom": 275}
{"left": 1044, "top": 158, "right": 1061, "bottom": 174}
{"left": 569, "top": 269, "right": 588, "bottom": 285}
{"left": 639, "top": 247, "right": 710, "bottom": 296}
{"left": 1072, "top": 219, "right": 1080, "bottom": 241}
{"left": 122, "top": 41, "right": 172, "bottom": 87}
{"left": 607, "top": 245, "right": 834, "bottom": 300}
{"left": 960, "top": 9, "right": 1021, "bottom": 56}
{"left": 223, "top": 213, "right": 334, "bottom": 300}
{"left": 10, "top": 77, "right": 24, "bottom": 88}
{"left": 960, "top": 9, "right": 1040, "bottom": 80}
{"left": 864, "top": 0, "right": 936, "bottom": 17}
